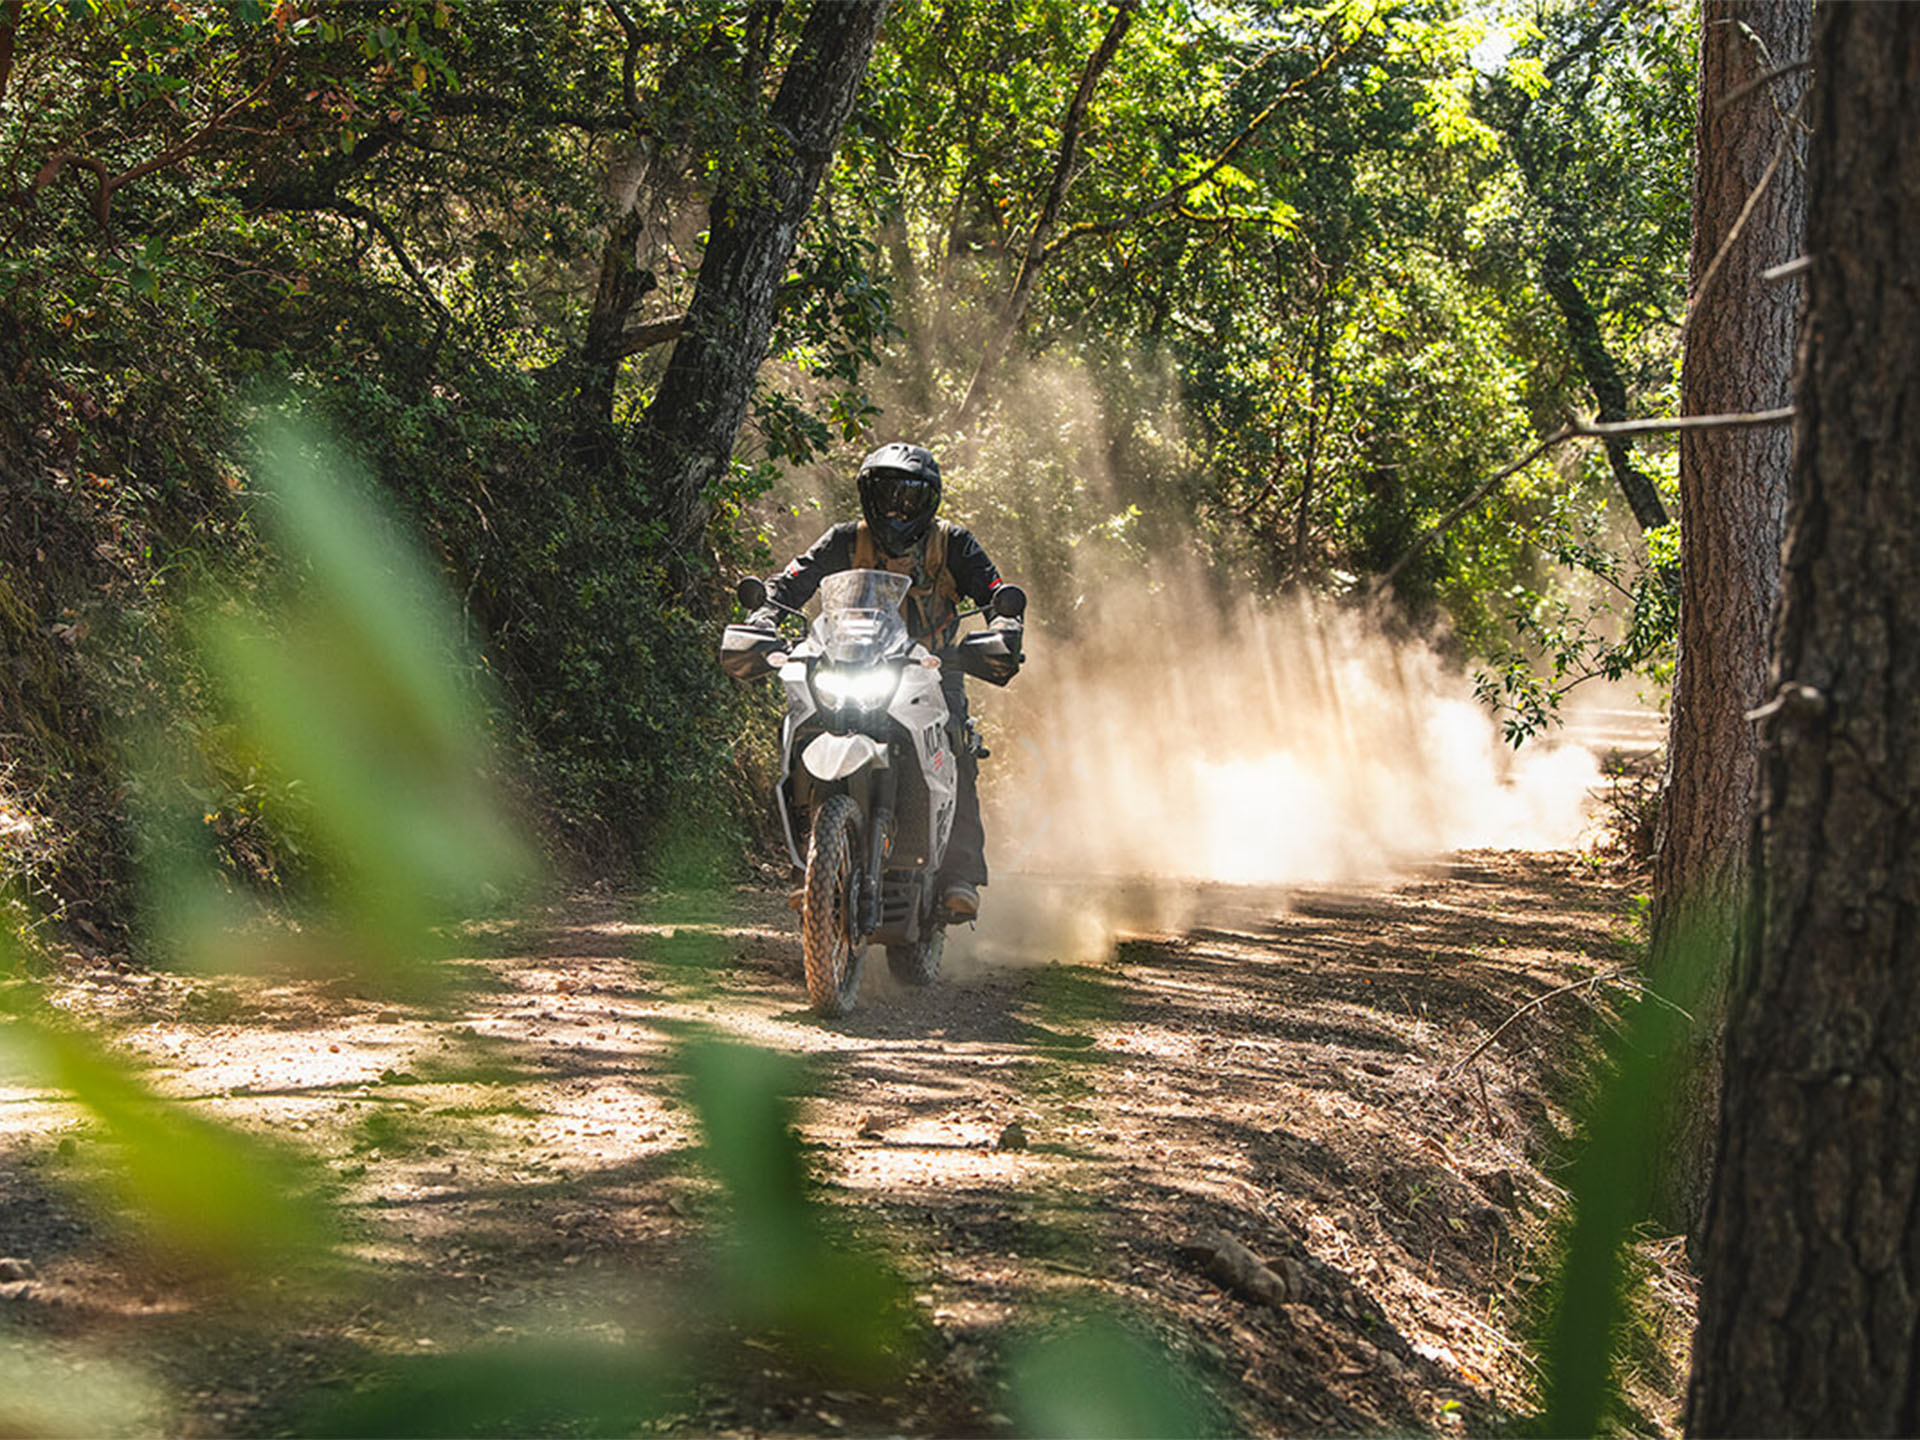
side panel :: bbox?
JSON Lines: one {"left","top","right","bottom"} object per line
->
{"left": 885, "top": 666, "right": 955, "bottom": 868}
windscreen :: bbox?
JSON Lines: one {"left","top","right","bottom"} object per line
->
{"left": 813, "top": 569, "right": 912, "bottom": 665}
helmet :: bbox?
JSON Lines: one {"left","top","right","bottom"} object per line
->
{"left": 856, "top": 442, "right": 942, "bottom": 556}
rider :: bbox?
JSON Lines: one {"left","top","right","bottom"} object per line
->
{"left": 749, "top": 441, "right": 1016, "bottom": 919}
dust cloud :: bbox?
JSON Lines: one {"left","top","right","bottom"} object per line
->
{"left": 954, "top": 580, "right": 1603, "bottom": 967}
{"left": 919, "top": 357, "right": 1609, "bottom": 968}
{"left": 984, "top": 585, "right": 1600, "bottom": 883}
{"left": 766, "top": 352, "right": 1626, "bottom": 970}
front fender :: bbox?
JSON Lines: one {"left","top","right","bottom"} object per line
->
{"left": 802, "top": 731, "right": 888, "bottom": 782}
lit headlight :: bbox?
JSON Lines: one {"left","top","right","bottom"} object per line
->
{"left": 814, "top": 664, "right": 900, "bottom": 709}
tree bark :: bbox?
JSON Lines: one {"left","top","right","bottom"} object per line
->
{"left": 1687, "top": 6, "right": 1920, "bottom": 1432}
{"left": 640, "top": 0, "right": 888, "bottom": 583}
{"left": 0, "top": 1, "right": 22, "bottom": 112}
{"left": 1647, "top": 0, "right": 1808, "bottom": 1245}
{"left": 572, "top": 201, "right": 655, "bottom": 444}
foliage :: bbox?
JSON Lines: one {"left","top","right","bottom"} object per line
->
{"left": 1473, "top": 516, "right": 1677, "bottom": 746}
{"left": 1530, "top": 922, "right": 1707, "bottom": 1437}
{"left": 0, "top": 0, "right": 1695, "bottom": 920}
{"left": 1, "top": 437, "right": 1199, "bottom": 1433}
{"left": 0, "top": 0, "right": 1714, "bottom": 1427}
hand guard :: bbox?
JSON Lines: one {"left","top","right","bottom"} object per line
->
{"left": 958, "top": 619, "right": 1024, "bottom": 686}
{"left": 719, "top": 623, "right": 787, "bottom": 681}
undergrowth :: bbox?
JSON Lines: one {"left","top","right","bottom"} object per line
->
{"left": 0, "top": 285, "right": 771, "bottom": 954}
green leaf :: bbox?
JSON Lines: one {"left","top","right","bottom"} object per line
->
{"left": 1010, "top": 1312, "right": 1209, "bottom": 1438}
{"left": 0, "top": 998, "right": 333, "bottom": 1274}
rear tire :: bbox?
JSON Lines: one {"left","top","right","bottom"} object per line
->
{"left": 886, "top": 926, "right": 945, "bottom": 986}
{"left": 801, "top": 794, "right": 865, "bottom": 1016}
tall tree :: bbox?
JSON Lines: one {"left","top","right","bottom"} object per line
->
{"left": 1488, "top": 0, "right": 1694, "bottom": 537}
{"left": 641, "top": 0, "right": 888, "bottom": 581}
{"left": 1687, "top": 5, "right": 1920, "bottom": 1430}
{"left": 1648, "top": 0, "right": 1808, "bottom": 1241}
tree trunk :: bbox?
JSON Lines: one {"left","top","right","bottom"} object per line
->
{"left": 1687, "top": 6, "right": 1920, "bottom": 1432}
{"left": 572, "top": 200, "right": 654, "bottom": 447}
{"left": 1646, "top": 0, "right": 1808, "bottom": 1244}
{"left": 1537, "top": 244, "right": 1673, "bottom": 532}
{"left": 640, "top": 0, "right": 888, "bottom": 581}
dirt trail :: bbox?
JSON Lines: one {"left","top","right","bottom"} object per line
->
{"left": 0, "top": 850, "right": 1689, "bottom": 1436}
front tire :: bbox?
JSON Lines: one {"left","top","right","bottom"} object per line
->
{"left": 801, "top": 793, "right": 865, "bottom": 1016}
{"left": 886, "top": 926, "right": 945, "bottom": 986}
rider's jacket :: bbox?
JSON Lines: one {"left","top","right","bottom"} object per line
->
{"left": 763, "top": 519, "right": 1004, "bottom": 652}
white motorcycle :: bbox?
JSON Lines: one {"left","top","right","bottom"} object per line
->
{"left": 720, "top": 569, "right": 1025, "bottom": 1016}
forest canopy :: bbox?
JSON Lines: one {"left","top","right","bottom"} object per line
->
{"left": 0, "top": 0, "right": 1692, "bottom": 936}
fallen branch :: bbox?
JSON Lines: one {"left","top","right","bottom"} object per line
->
{"left": 1178, "top": 1228, "right": 1306, "bottom": 1308}
{"left": 1442, "top": 966, "right": 1640, "bottom": 1081}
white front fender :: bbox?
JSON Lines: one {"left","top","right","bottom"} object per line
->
{"left": 802, "top": 732, "right": 888, "bottom": 781}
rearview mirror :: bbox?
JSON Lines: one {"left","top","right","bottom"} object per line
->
{"left": 736, "top": 575, "right": 768, "bottom": 610}
{"left": 989, "top": 583, "right": 1027, "bottom": 620}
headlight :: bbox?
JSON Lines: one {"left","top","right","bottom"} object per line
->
{"left": 813, "top": 663, "right": 900, "bottom": 709}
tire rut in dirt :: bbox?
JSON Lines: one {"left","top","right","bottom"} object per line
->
{"left": 802, "top": 792, "right": 865, "bottom": 1016}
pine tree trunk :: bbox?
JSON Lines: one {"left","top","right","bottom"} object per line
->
{"left": 640, "top": 0, "right": 888, "bottom": 583}
{"left": 1687, "top": 6, "right": 1920, "bottom": 1431}
{"left": 1646, "top": 0, "right": 1807, "bottom": 1244}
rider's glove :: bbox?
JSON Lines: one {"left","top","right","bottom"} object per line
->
{"left": 745, "top": 606, "right": 782, "bottom": 633}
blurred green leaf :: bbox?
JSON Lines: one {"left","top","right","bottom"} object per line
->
{"left": 161, "top": 419, "right": 538, "bottom": 991}
{"left": 306, "top": 1342, "right": 667, "bottom": 1439}
{"left": 683, "top": 1038, "right": 914, "bottom": 1382}
{"left": 0, "top": 1339, "right": 162, "bottom": 1437}
{"left": 1537, "top": 923, "right": 1709, "bottom": 1435}
{"left": 0, "top": 994, "right": 333, "bottom": 1275}
{"left": 1010, "top": 1311, "right": 1210, "bottom": 1438}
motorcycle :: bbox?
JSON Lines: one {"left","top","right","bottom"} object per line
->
{"left": 720, "top": 569, "right": 1026, "bottom": 1016}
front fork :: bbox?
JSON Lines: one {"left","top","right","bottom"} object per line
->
{"left": 855, "top": 764, "right": 897, "bottom": 937}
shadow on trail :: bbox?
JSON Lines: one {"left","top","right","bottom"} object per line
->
{"left": 750, "top": 850, "right": 1632, "bottom": 1435}
{"left": 0, "top": 854, "right": 1634, "bottom": 1437}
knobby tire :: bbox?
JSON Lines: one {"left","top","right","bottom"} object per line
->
{"left": 802, "top": 793, "right": 864, "bottom": 1016}
{"left": 886, "top": 927, "right": 945, "bottom": 986}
